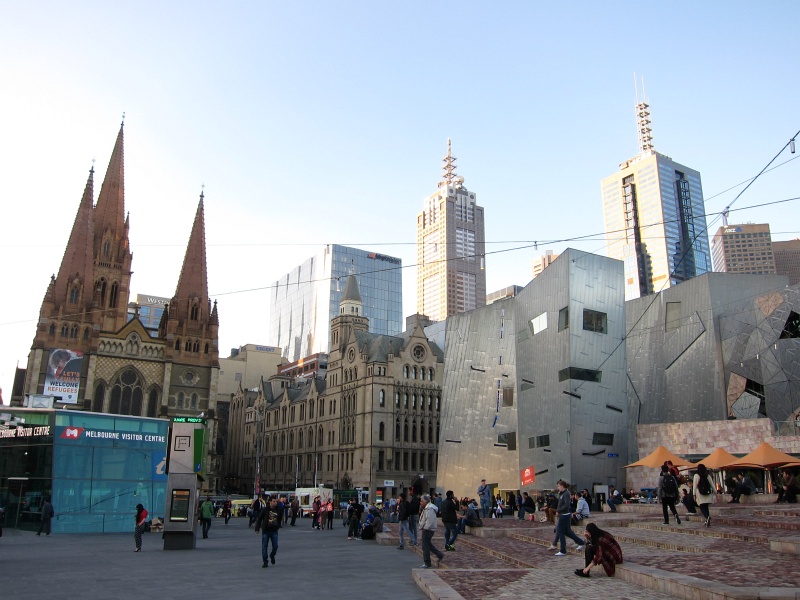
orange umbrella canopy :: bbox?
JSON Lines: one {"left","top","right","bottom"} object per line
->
{"left": 624, "top": 446, "right": 696, "bottom": 469}
{"left": 696, "top": 448, "right": 740, "bottom": 470}
{"left": 722, "top": 442, "right": 800, "bottom": 469}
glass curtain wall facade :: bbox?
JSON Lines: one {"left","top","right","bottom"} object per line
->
{"left": 0, "top": 410, "right": 168, "bottom": 533}
{"left": 270, "top": 245, "right": 403, "bottom": 363}
{"left": 602, "top": 151, "right": 710, "bottom": 300}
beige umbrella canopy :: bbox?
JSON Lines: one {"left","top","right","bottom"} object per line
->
{"left": 695, "top": 447, "right": 740, "bottom": 470}
{"left": 624, "top": 446, "right": 697, "bottom": 469}
{"left": 721, "top": 442, "right": 800, "bottom": 469}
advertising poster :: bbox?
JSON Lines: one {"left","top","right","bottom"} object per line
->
{"left": 520, "top": 465, "right": 536, "bottom": 486}
{"left": 43, "top": 348, "right": 83, "bottom": 404}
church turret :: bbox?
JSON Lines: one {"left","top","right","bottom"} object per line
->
{"left": 33, "top": 167, "right": 96, "bottom": 351}
{"left": 163, "top": 191, "right": 219, "bottom": 366}
{"left": 330, "top": 274, "right": 368, "bottom": 352}
{"left": 92, "top": 122, "right": 133, "bottom": 332}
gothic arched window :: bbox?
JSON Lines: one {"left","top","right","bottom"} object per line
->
{"left": 177, "top": 392, "right": 185, "bottom": 409}
{"left": 49, "top": 323, "right": 55, "bottom": 336}
{"left": 175, "top": 339, "right": 181, "bottom": 351}
{"left": 93, "top": 383, "right": 105, "bottom": 413}
{"left": 61, "top": 324, "right": 69, "bottom": 337}
{"left": 70, "top": 324, "right": 78, "bottom": 339}
{"left": 69, "top": 286, "right": 80, "bottom": 304}
{"left": 109, "top": 369, "right": 143, "bottom": 416}
{"left": 109, "top": 282, "right": 119, "bottom": 308}
{"left": 190, "top": 303, "right": 199, "bottom": 321}
{"left": 83, "top": 327, "right": 90, "bottom": 341}
{"left": 147, "top": 389, "right": 159, "bottom": 418}
{"left": 379, "top": 422, "right": 385, "bottom": 441}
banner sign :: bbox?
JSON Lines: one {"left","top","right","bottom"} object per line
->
{"left": 520, "top": 465, "right": 536, "bottom": 486}
{"left": 56, "top": 426, "right": 167, "bottom": 445}
{"left": 43, "top": 348, "right": 83, "bottom": 403}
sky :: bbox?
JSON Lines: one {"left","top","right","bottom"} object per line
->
{"left": 1, "top": 1, "right": 798, "bottom": 402}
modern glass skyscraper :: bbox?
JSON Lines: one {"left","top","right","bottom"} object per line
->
{"left": 269, "top": 245, "right": 403, "bottom": 362}
{"left": 416, "top": 140, "right": 486, "bottom": 321}
{"left": 601, "top": 97, "right": 710, "bottom": 300}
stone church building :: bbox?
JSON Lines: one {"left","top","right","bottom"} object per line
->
{"left": 13, "top": 124, "right": 222, "bottom": 489}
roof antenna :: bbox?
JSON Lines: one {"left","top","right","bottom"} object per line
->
{"left": 441, "top": 138, "right": 458, "bottom": 185}
{"left": 634, "top": 73, "right": 654, "bottom": 154}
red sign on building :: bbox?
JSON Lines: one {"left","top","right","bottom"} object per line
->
{"left": 520, "top": 466, "right": 536, "bottom": 486}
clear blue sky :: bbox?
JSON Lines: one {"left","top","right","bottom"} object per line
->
{"left": 1, "top": 1, "right": 798, "bottom": 401}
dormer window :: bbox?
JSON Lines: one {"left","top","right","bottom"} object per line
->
{"left": 103, "top": 239, "right": 111, "bottom": 257}
{"left": 69, "top": 286, "right": 80, "bottom": 304}
{"left": 190, "top": 302, "right": 199, "bottom": 321}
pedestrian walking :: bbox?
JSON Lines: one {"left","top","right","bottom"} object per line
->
{"left": 418, "top": 494, "right": 444, "bottom": 568}
{"left": 199, "top": 495, "right": 214, "bottom": 538}
{"left": 134, "top": 503, "right": 148, "bottom": 552}
{"left": 254, "top": 496, "right": 282, "bottom": 568}
{"left": 440, "top": 490, "right": 459, "bottom": 551}
{"left": 658, "top": 464, "right": 681, "bottom": 525}
{"left": 289, "top": 497, "right": 300, "bottom": 526}
{"left": 223, "top": 496, "right": 232, "bottom": 524}
{"left": 396, "top": 492, "right": 416, "bottom": 548}
{"left": 37, "top": 496, "right": 55, "bottom": 536}
{"left": 693, "top": 463, "right": 716, "bottom": 527}
{"left": 547, "top": 480, "right": 585, "bottom": 556}
{"left": 407, "top": 489, "right": 420, "bottom": 543}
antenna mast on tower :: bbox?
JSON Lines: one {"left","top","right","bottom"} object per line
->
{"left": 441, "top": 138, "right": 458, "bottom": 185}
{"left": 634, "top": 74, "right": 654, "bottom": 154}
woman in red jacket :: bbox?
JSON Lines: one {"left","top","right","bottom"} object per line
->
{"left": 134, "top": 504, "right": 148, "bottom": 552}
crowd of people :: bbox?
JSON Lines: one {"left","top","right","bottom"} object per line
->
{"left": 125, "top": 462, "right": 797, "bottom": 572}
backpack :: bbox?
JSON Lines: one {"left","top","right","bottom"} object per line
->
{"left": 662, "top": 474, "right": 678, "bottom": 498}
{"left": 697, "top": 475, "right": 713, "bottom": 496}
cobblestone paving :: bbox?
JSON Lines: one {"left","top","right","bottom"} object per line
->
{"left": 437, "top": 569, "right": 680, "bottom": 600}
{"left": 413, "top": 507, "right": 800, "bottom": 596}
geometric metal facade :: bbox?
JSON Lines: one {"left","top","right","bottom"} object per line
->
{"left": 438, "top": 249, "right": 628, "bottom": 496}
{"left": 625, "top": 273, "right": 800, "bottom": 452}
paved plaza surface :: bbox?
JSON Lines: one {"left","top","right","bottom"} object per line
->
{"left": 388, "top": 502, "right": 800, "bottom": 600}
{"left": 3, "top": 503, "right": 799, "bottom": 600}
{"left": 0, "top": 517, "right": 427, "bottom": 600}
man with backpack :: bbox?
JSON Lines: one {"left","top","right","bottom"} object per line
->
{"left": 658, "top": 464, "right": 681, "bottom": 525}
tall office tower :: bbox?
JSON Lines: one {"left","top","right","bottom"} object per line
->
{"left": 416, "top": 140, "right": 486, "bottom": 322}
{"left": 532, "top": 250, "right": 559, "bottom": 279}
{"left": 269, "top": 245, "right": 403, "bottom": 363}
{"left": 773, "top": 239, "right": 800, "bottom": 285}
{"left": 601, "top": 93, "right": 711, "bottom": 300}
{"left": 711, "top": 223, "right": 776, "bottom": 275}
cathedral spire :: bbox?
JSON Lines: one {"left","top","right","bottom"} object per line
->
{"left": 172, "top": 190, "right": 209, "bottom": 321}
{"left": 53, "top": 167, "right": 95, "bottom": 307}
{"left": 94, "top": 123, "right": 125, "bottom": 252}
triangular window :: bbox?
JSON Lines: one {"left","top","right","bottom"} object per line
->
{"left": 780, "top": 311, "right": 800, "bottom": 339}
